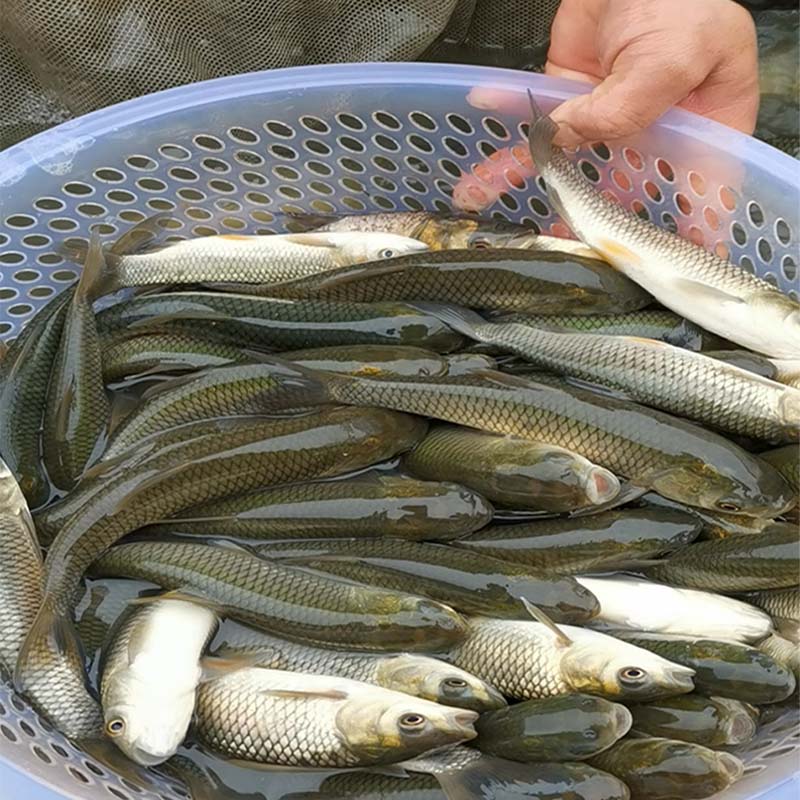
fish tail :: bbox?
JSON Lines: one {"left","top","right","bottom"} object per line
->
{"left": 14, "top": 593, "right": 76, "bottom": 689}
{"left": 73, "top": 232, "right": 122, "bottom": 301}
{"left": 526, "top": 89, "right": 558, "bottom": 171}
{"left": 409, "top": 303, "right": 490, "bottom": 342}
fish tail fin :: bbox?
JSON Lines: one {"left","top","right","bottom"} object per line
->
{"left": 74, "top": 232, "right": 122, "bottom": 300}
{"left": 409, "top": 303, "right": 489, "bottom": 342}
{"left": 14, "top": 593, "right": 78, "bottom": 690}
{"left": 526, "top": 89, "right": 558, "bottom": 170}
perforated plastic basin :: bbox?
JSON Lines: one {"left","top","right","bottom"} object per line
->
{"left": 0, "top": 63, "right": 798, "bottom": 800}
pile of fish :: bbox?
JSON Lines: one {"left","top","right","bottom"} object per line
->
{"left": 0, "top": 99, "right": 797, "bottom": 800}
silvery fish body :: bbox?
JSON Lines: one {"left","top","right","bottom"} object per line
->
{"left": 526, "top": 97, "right": 800, "bottom": 358}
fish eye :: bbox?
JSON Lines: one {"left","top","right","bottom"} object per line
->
{"left": 443, "top": 678, "right": 468, "bottom": 689}
{"left": 399, "top": 713, "right": 426, "bottom": 730}
{"left": 618, "top": 666, "right": 647, "bottom": 685}
{"left": 379, "top": 248, "right": 396, "bottom": 259}
{"left": 716, "top": 501, "right": 740, "bottom": 512}
{"left": 106, "top": 718, "right": 125, "bottom": 737}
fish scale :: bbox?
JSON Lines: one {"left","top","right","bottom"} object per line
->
{"left": 90, "top": 539, "right": 465, "bottom": 651}
{"left": 323, "top": 370, "right": 792, "bottom": 516}
{"left": 451, "top": 316, "right": 799, "bottom": 440}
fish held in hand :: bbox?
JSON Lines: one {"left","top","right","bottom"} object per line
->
{"left": 453, "top": 507, "right": 701, "bottom": 574}
{"left": 474, "top": 694, "right": 632, "bottom": 762}
{"left": 212, "top": 621, "right": 505, "bottom": 712}
{"left": 526, "top": 93, "right": 800, "bottom": 358}
{"left": 403, "top": 423, "right": 620, "bottom": 511}
{"left": 100, "top": 598, "right": 218, "bottom": 765}
{"left": 447, "top": 611, "right": 694, "bottom": 702}
{"left": 576, "top": 575, "right": 773, "bottom": 642}
{"left": 193, "top": 667, "right": 478, "bottom": 767}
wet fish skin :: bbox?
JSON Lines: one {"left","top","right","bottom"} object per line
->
{"left": 16, "top": 408, "right": 430, "bottom": 727}
{"left": 758, "top": 633, "right": 800, "bottom": 680}
{"left": 100, "top": 231, "right": 429, "bottom": 292}
{"left": 645, "top": 524, "right": 799, "bottom": 591}
{"left": 428, "top": 304, "right": 800, "bottom": 442}
{"left": 0, "top": 288, "right": 73, "bottom": 507}
{"left": 43, "top": 239, "right": 111, "bottom": 489}
{"left": 253, "top": 248, "right": 652, "bottom": 314}
{"left": 704, "top": 349, "right": 779, "bottom": 379}
{"left": 193, "top": 667, "right": 478, "bottom": 767}
{"left": 474, "top": 694, "right": 632, "bottom": 762}
{"left": 318, "top": 368, "right": 794, "bottom": 518}
{"left": 282, "top": 771, "right": 445, "bottom": 799}
{"left": 447, "top": 617, "right": 695, "bottom": 702}
{"left": 212, "top": 621, "right": 505, "bottom": 712}
{"left": 444, "top": 352, "right": 498, "bottom": 375}
{"left": 403, "top": 423, "right": 620, "bottom": 511}
{"left": 526, "top": 96, "right": 800, "bottom": 358}
{"left": 100, "top": 598, "right": 218, "bottom": 765}
{"left": 453, "top": 507, "right": 701, "bottom": 574}
{"left": 96, "top": 292, "right": 464, "bottom": 353}
{"left": 759, "top": 444, "right": 799, "bottom": 493}
{"left": 614, "top": 633, "right": 797, "bottom": 704}
{"left": 102, "top": 332, "right": 252, "bottom": 381}
{"left": 144, "top": 474, "right": 492, "bottom": 542}
{"left": 490, "top": 309, "right": 721, "bottom": 350}
{"left": 282, "top": 344, "right": 451, "bottom": 378}
{"left": 627, "top": 693, "right": 757, "bottom": 747}
{"left": 576, "top": 575, "right": 773, "bottom": 642}
{"left": 91, "top": 539, "right": 466, "bottom": 652}
{"left": 743, "top": 588, "right": 799, "bottom": 642}
{"left": 588, "top": 736, "right": 744, "bottom": 800}
{"left": 254, "top": 537, "right": 600, "bottom": 623}
{"left": 102, "top": 358, "right": 332, "bottom": 459}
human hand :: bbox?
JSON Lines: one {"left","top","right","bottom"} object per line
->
{"left": 545, "top": 0, "right": 759, "bottom": 147}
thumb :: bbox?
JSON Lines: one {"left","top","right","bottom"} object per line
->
{"left": 549, "top": 60, "right": 702, "bottom": 147}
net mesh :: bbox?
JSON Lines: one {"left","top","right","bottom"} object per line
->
{"left": 0, "top": 0, "right": 559, "bottom": 150}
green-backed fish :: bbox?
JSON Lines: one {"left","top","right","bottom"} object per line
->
{"left": 145, "top": 474, "right": 492, "bottom": 542}
{"left": 613, "top": 632, "right": 797, "bottom": 704}
{"left": 402, "top": 423, "right": 620, "bottom": 511}
{"left": 212, "top": 621, "right": 505, "bottom": 712}
{"left": 91, "top": 231, "right": 428, "bottom": 294}
{"left": 743, "top": 588, "right": 799, "bottom": 642}
{"left": 100, "top": 598, "right": 219, "bottom": 765}
{"left": 303, "top": 367, "right": 794, "bottom": 517}
{"left": 423, "top": 305, "right": 800, "bottom": 441}
{"left": 576, "top": 575, "right": 773, "bottom": 642}
{"left": 526, "top": 93, "right": 800, "bottom": 358}
{"left": 489, "top": 309, "right": 721, "bottom": 350}
{"left": 102, "top": 333, "right": 252, "bottom": 382}
{"left": 252, "top": 248, "right": 652, "bottom": 314}
{"left": 645, "top": 523, "right": 799, "bottom": 591}
{"left": 282, "top": 344, "right": 451, "bottom": 378}
{"left": 627, "top": 694, "right": 757, "bottom": 747}
{"left": 91, "top": 539, "right": 466, "bottom": 652}
{"left": 588, "top": 736, "right": 744, "bottom": 800}
{"left": 759, "top": 444, "right": 799, "bottom": 493}
{"left": 0, "top": 288, "right": 73, "bottom": 507}
{"left": 193, "top": 667, "right": 478, "bottom": 767}
{"left": 16, "top": 408, "right": 430, "bottom": 729}
{"left": 447, "top": 614, "right": 695, "bottom": 702}
{"left": 474, "top": 694, "right": 632, "bottom": 762}
{"left": 96, "top": 293, "right": 464, "bottom": 352}
{"left": 43, "top": 236, "right": 110, "bottom": 489}
{"left": 453, "top": 507, "right": 701, "bottom": 574}
{"left": 254, "top": 537, "right": 599, "bottom": 623}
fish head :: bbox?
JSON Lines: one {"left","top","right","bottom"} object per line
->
{"left": 337, "top": 232, "right": 429, "bottom": 264}
{"left": 336, "top": 692, "right": 478, "bottom": 764}
{"left": 465, "top": 220, "right": 540, "bottom": 250}
{"left": 102, "top": 667, "right": 197, "bottom": 765}
{"left": 560, "top": 629, "right": 695, "bottom": 701}
{"left": 649, "top": 456, "right": 795, "bottom": 519}
{"left": 375, "top": 654, "right": 507, "bottom": 712}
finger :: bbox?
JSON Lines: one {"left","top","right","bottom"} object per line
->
{"left": 544, "top": 62, "right": 603, "bottom": 86}
{"left": 549, "top": 60, "right": 706, "bottom": 147}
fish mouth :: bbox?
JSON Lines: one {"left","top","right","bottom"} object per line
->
{"left": 585, "top": 467, "right": 621, "bottom": 505}
{"left": 451, "top": 710, "right": 479, "bottom": 739}
{"left": 614, "top": 704, "right": 633, "bottom": 737}
{"left": 126, "top": 745, "right": 174, "bottom": 767}
{"left": 662, "top": 666, "right": 696, "bottom": 694}
{"left": 724, "top": 711, "right": 757, "bottom": 746}
{"left": 716, "top": 752, "right": 745, "bottom": 783}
